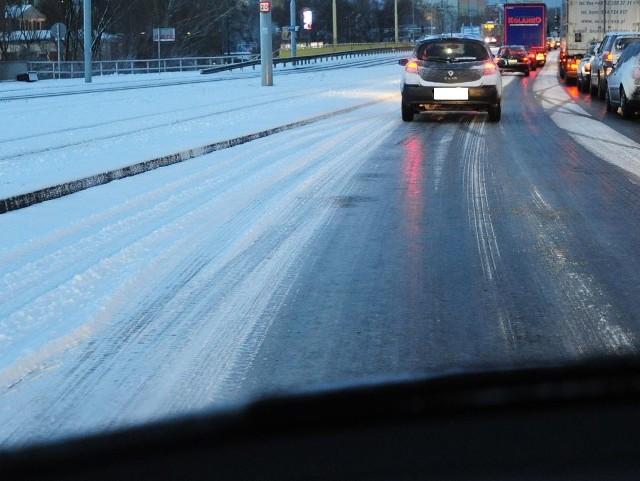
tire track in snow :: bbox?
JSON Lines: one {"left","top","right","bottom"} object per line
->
{"left": 526, "top": 187, "right": 636, "bottom": 357}
{"left": 0, "top": 104, "right": 399, "bottom": 447}
{"left": 461, "top": 116, "right": 517, "bottom": 349}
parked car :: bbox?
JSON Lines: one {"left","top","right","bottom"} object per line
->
{"left": 496, "top": 45, "right": 532, "bottom": 76}
{"left": 605, "top": 42, "right": 640, "bottom": 118}
{"left": 576, "top": 42, "right": 600, "bottom": 93}
{"left": 398, "top": 36, "right": 502, "bottom": 122}
{"left": 590, "top": 32, "right": 640, "bottom": 100}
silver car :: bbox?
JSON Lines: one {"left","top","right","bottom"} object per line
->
{"left": 399, "top": 36, "right": 503, "bottom": 122}
{"left": 577, "top": 42, "right": 599, "bottom": 93}
{"left": 605, "top": 42, "right": 640, "bottom": 118}
{"left": 590, "top": 32, "right": 640, "bottom": 100}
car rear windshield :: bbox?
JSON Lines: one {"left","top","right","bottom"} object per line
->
{"left": 498, "top": 46, "right": 526, "bottom": 56}
{"left": 416, "top": 41, "right": 490, "bottom": 62}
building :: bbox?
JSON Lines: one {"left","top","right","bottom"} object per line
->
{"left": 2, "top": 3, "right": 50, "bottom": 60}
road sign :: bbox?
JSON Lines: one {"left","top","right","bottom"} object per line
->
{"left": 50, "top": 23, "right": 67, "bottom": 40}
{"left": 152, "top": 28, "right": 176, "bottom": 42}
{"left": 259, "top": 1, "right": 271, "bottom": 13}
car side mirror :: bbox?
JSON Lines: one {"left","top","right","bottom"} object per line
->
{"left": 399, "top": 59, "right": 409, "bottom": 66}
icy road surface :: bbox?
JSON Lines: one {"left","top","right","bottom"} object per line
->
{"left": 2, "top": 52, "right": 640, "bottom": 448}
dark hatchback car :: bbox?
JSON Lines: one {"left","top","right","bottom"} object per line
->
{"left": 398, "top": 36, "right": 502, "bottom": 122}
{"left": 495, "top": 45, "right": 532, "bottom": 76}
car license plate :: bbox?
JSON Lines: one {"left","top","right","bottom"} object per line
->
{"left": 434, "top": 88, "right": 468, "bottom": 100}
{"left": 508, "top": 59, "right": 517, "bottom": 65}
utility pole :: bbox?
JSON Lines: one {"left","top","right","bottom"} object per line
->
{"left": 290, "top": 0, "right": 297, "bottom": 58}
{"left": 83, "top": 0, "right": 91, "bottom": 83}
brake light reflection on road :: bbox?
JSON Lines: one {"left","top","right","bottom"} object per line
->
{"left": 403, "top": 136, "right": 424, "bottom": 206}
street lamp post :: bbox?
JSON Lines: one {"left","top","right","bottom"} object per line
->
{"left": 395, "top": 0, "right": 399, "bottom": 43}
{"left": 412, "top": 0, "right": 415, "bottom": 40}
{"left": 333, "top": 0, "right": 337, "bottom": 45}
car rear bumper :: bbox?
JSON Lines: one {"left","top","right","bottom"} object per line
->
{"left": 401, "top": 85, "right": 500, "bottom": 107}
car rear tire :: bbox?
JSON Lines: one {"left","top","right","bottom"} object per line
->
{"left": 488, "top": 103, "right": 501, "bottom": 122}
{"left": 597, "top": 76, "right": 606, "bottom": 100}
{"left": 580, "top": 76, "right": 589, "bottom": 93}
{"left": 620, "top": 89, "right": 634, "bottom": 119}
{"left": 401, "top": 100, "right": 414, "bottom": 122}
{"left": 589, "top": 77, "right": 598, "bottom": 96}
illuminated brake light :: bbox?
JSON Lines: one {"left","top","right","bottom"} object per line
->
{"left": 405, "top": 60, "right": 418, "bottom": 73}
{"left": 483, "top": 62, "right": 497, "bottom": 75}
{"left": 605, "top": 51, "right": 613, "bottom": 63}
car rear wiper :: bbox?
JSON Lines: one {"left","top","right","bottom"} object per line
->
{"left": 425, "top": 57, "right": 452, "bottom": 63}
{"left": 452, "top": 56, "right": 479, "bottom": 62}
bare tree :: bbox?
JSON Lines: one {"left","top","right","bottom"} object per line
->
{"left": 0, "top": 0, "right": 10, "bottom": 59}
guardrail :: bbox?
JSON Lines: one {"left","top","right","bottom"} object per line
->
{"left": 202, "top": 46, "right": 413, "bottom": 75}
{"left": 17, "top": 46, "right": 412, "bottom": 81}
{"left": 22, "top": 55, "right": 259, "bottom": 80}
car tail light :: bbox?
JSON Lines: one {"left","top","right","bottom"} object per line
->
{"left": 568, "top": 60, "right": 579, "bottom": 71}
{"left": 483, "top": 62, "right": 497, "bottom": 75}
{"left": 405, "top": 60, "right": 418, "bottom": 73}
{"left": 604, "top": 51, "right": 613, "bottom": 63}
{"left": 585, "top": 62, "right": 591, "bottom": 72}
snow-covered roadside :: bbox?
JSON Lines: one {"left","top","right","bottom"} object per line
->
{"left": 0, "top": 56, "right": 403, "bottom": 199}
{"left": 532, "top": 58, "right": 640, "bottom": 180}
{"left": 0, "top": 59, "right": 406, "bottom": 447}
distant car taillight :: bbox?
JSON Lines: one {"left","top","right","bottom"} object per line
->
{"left": 568, "top": 59, "right": 579, "bottom": 71}
{"left": 405, "top": 61, "right": 418, "bottom": 73}
{"left": 483, "top": 62, "right": 497, "bottom": 75}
